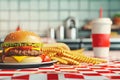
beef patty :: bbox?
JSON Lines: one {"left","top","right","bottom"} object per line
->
{"left": 5, "top": 49, "right": 42, "bottom": 56}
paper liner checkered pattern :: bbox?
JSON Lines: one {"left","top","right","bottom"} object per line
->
{"left": 1, "top": 61, "right": 120, "bottom": 80}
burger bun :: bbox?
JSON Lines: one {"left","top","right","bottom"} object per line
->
{"left": 4, "top": 30, "right": 42, "bottom": 43}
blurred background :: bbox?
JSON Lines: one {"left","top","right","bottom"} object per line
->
{"left": 0, "top": 0, "right": 120, "bottom": 50}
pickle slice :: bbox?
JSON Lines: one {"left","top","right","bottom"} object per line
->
{"left": 1, "top": 42, "right": 43, "bottom": 47}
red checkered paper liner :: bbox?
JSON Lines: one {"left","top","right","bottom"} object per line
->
{"left": 1, "top": 61, "right": 120, "bottom": 80}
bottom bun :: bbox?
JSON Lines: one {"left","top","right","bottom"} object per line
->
{"left": 21, "top": 57, "right": 42, "bottom": 63}
{"left": 3, "top": 56, "right": 42, "bottom": 63}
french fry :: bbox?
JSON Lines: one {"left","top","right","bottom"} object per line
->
{"left": 47, "top": 52, "right": 57, "bottom": 57}
{"left": 41, "top": 47, "right": 64, "bottom": 54}
{"left": 62, "top": 52, "right": 104, "bottom": 64}
{"left": 51, "top": 57, "right": 68, "bottom": 65}
{"left": 71, "top": 48, "right": 84, "bottom": 53}
{"left": 61, "top": 57, "right": 80, "bottom": 65}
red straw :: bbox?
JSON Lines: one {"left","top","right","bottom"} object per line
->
{"left": 99, "top": 7, "right": 103, "bottom": 18}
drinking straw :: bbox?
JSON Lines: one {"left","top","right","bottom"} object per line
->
{"left": 99, "top": 7, "right": 103, "bottom": 18}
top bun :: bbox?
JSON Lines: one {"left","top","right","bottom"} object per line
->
{"left": 4, "top": 30, "right": 41, "bottom": 43}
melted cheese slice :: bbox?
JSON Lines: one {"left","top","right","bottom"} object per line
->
{"left": 12, "top": 56, "right": 27, "bottom": 62}
{"left": 32, "top": 48, "right": 40, "bottom": 51}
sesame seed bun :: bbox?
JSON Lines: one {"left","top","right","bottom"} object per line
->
{"left": 4, "top": 30, "right": 42, "bottom": 43}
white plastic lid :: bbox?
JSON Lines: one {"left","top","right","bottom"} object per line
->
{"left": 93, "top": 18, "right": 112, "bottom": 24}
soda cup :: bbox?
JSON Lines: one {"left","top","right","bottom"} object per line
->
{"left": 92, "top": 18, "right": 112, "bottom": 60}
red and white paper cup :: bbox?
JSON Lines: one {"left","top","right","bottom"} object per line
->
{"left": 92, "top": 18, "right": 112, "bottom": 60}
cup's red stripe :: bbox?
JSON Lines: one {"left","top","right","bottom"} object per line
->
{"left": 92, "top": 34, "right": 110, "bottom": 47}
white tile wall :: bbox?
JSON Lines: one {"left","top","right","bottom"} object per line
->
{"left": 70, "top": 11, "right": 79, "bottom": 19}
{"left": 30, "top": 0, "right": 39, "bottom": 10}
{"left": 0, "top": 0, "right": 9, "bottom": 10}
{"left": 0, "top": 0, "right": 119, "bottom": 37}
{"left": 20, "top": 0, "right": 30, "bottom": 10}
{"left": 48, "top": 11, "right": 58, "bottom": 20}
{"left": 79, "top": 11, "right": 89, "bottom": 20}
{"left": 49, "top": 21, "right": 60, "bottom": 28}
{"left": 39, "top": 0, "right": 48, "bottom": 10}
{"left": 102, "top": 11, "right": 109, "bottom": 18}
{"left": 10, "top": 11, "right": 19, "bottom": 20}
{"left": 10, "top": 0, "right": 18, "bottom": 10}
{"left": 39, "top": 21, "right": 49, "bottom": 36}
{"left": 60, "top": 0, "right": 69, "bottom": 10}
{"left": 89, "top": 11, "right": 99, "bottom": 19}
{"left": 29, "top": 21, "right": 39, "bottom": 31}
{"left": 39, "top": 11, "right": 48, "bottom": 20}
{"left": 0, "top": 22, "right": 9, "bottom": 30}
{"left": 80, "top": 0, "right": 88, "bottom": 10}
{"left": 19, "top": 21, "right": 30, "bottom": 30}
{"left": 90, "top": 1, "right": 109, "bottom": 10}
{"left": 0, "top": 11, "right": 9, "bottom": 20}
{"left": 60, "top": 11, "right": 69, "bottom": 20}
{"left": 19, "top": 11, "right": 30, "bottom": 20}
{"left": 49, "top": 0, "right": 59, "bottom": 10}
{"left": 30, "top": 11, "right": 39, "bottom": 20}
{"left": 69, "top": 0, "right": 79, "bottom": 10}
{"left": 110, "top": 0, "right": 120, "bottom": 9}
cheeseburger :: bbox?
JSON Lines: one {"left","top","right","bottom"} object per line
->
{"left": 1, "top": 30, "right": 43, "bottom": 63}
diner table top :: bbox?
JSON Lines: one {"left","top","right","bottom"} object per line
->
{"left": 0, "top": 50, "right": 120, "bottom": 80}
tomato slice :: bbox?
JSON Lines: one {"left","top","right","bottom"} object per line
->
{"left": 40, "top": 54, "right": 46, "bottom": 61}
{"left": 17, "top": 46, "right": 33, "bottom": 50}
{"left": 40, "top": 54, "right": 51, "bottom": 62}
{"left": 43, "top": 56, "right": 51, "bottom": 62}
